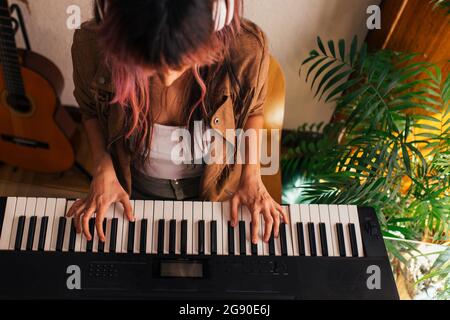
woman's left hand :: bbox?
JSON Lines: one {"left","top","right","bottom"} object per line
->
{"left": 230, "top": 173, "right": 289, "bottom": 244}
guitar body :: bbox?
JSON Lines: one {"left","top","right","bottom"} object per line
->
{"left": 0, "top": 49, "right": 75, "bottom": 173}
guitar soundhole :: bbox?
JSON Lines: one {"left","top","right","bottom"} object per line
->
{"left": 6, "top": 93, "right": 32, "bottom": 113}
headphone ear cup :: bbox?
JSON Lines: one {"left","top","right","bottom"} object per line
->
{"left": 213, "top": 0, "right": 228, "bottom": 32}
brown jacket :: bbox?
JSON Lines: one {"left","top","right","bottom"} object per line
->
{"left": 71, "top": 18, "right": 270, "bottom": 201}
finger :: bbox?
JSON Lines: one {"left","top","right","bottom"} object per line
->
{"left": 82, "top": 205, "right": 96, "bottom": 241}
{"left": 276, "top": 203, "right": 289, "bottom": 224}
{"left": 120, "top": 196, "right": 135, "bottom": 222}
{"left": 263, "top": 211, "right": 273, "bottom": 242}
{"left": 272, "top": 205, "right": 281, "bottom": 238}
{"left": 95, "top": 205, "right": 108, "bottom": 242}
{"left": 66, "top": 199, "right": 83, "bottom": 217}
{"left": 230, "top": 196, "right": 240, "bottom": 227}
{"left": 251, "top": 209, "right": 260, "bottom": 244}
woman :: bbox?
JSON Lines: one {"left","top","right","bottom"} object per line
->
{"left": 68, "top": 0, "right": 287, "bottom": 245}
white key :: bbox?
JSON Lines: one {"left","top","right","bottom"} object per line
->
{"left": 21, "top": 198, "right": 36, "bottom": 251}
{"left": 9, "top": 197, "right": 26, "bottom": 250}
{"left": 212, "top": 202, "right": 223, "bottom": 255}
{"left": 338, "top": 205, "right": 352, "bottom": 257}
{"left": 115, "top": 202, "right": 126, "bottom": 253}
{"left": 134, "top": 200, "right": 144, "bottom": 253}
{"left": 222, "top": 201, "right": 230, "bottom": 255}
{"left": 309, "top": 204, "right": 322, "bottom": 256}
{"left": 299, "top": 205, "right": 311, "bottom": 256}
{"left": 192, "top": 202, "right": 202, "bottom": 255}
{"left": 328, "top": 205, "right": 340, "bottom": 257}
{"left": 274, "top": 219, "right": 282, "bottom": 256}
{"left": 144, "top": 201, "right": 154, "bottom": 254}
{"left": 184, "top": 202, "right": 193, "bottom": 255}
{"left": 44, "top": 199, "right": 56, "bottom": 251}
{"left": 163, "top": 201, "right": 173, "bottom": 255}
{"left": 104, "top": 203, "right": 115, "bottom": 253}
{"left": 173, "top": 201, "right": 183, "bottom": 255}
{"left": 348, "top": 205, "right": 364, "bottom": 257}
{"left": 283, "top": 206, "right": 294, "bottom": 256}
{"left": 152, "top": 201, "right": 164, "bottom": 254}
{"left": 289, "top": 204, "right": 300, "bottom": 256}
{"left": 203, "top": 202, "right": 212, "bottom": 255}
{"left": 242, "top": 206, "right": 252, "bottom": 256}
{"left": 319, "top": 205, "right": 334, "bottom": 256}
{"left": 121, "top": 201, "right": 134, "bottom": 253}
{"left": 63, "top": 201, "right": 75, "bottom": 252}
{"left": 32, "top": 198, "right": 47, "bottom": 251}
{"left": 50, "top": 199, "right": 66, "bottom": 251}
{"left": 0, "top": 197, "right": 16, "bottom": 250}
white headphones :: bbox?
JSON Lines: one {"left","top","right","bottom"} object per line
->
{"left": 95, "top": 0, "right": 235, "bottom": 32}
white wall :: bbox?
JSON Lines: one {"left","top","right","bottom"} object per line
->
{"left": 10, "top": 0, "right": 380, "bottom": 129}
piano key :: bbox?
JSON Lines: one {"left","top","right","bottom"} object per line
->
{"left": 268, "top": 231, "right": 275, "bottom": 256}
{"left": 299, "top": 205, "right": 311, "bottom": 256}
{"left": 98, "top": 219, "right": 107, "bottom": 252}
{"left": 203, "top": 202, "right": 212, "bottom": 255}
{"left": 348, "top": 223, "right": 358, "bottom": 257}
{"left": 192, "top": 202, "right": 202, "bottom": 255}
{"left": 336, "top": 223, "right": 346, "bottom": 257}
{"left": 241, "top": 206, "right": 252, "bottom": 256}
{"left": 309, "top": 205, "right": 322, "bottom": 256}
{"left": 133, "top": 200, "right": 144, "bottom": 254}
{"left": 297, "top": 222, "right": 306, "bottom": 256}
{"left": 109, "top": 218, "right": 118, "bottom": 253}
{"left": 21, "top": 198, "right": 36, "bottom": 251}
{"left": 338, "top": 205, "right": 352, "bottom": 257}
{"left": 212, "top": 202, "right": 223, "bottom": 255}
{"left": 234, "top": 206, "right": 241, "bottom": 256}
{"left": 152, "top": 201, "right": 164, "bottom": 254}
{"left": 319, "top": 223, "right": 328, "bottom": 256}
{"left": 50, "top": 199, "right": 66, "bottom": 252}
{"left": 56, "top": 217, "right": 66, "bottom": 252}
{"left": 38, "top": 216, "right": 49, "bottom": 251}
{"left": 289, "top": 204, "right": 300, "bottom": 256}
{"left": 157, "top": 219, "right": 165, "bottom": 254}
{"left": 173, "top": 201, "right": 183, "bottom": 255}
{"left": 9, "top": 197, "right": 26, "bottom": 250}
{"left": 14, "top": 216, "right": 26, "bottom": 250}
{"left": 280, "top": 223, "right": 288, "bottom": 256}
{"left": 348, "top": 205, "right": 364, "bottom": 257}
{"left": 121, "top": 200, "right": 134, "bottom": 254}
{"left": 282, "top": 206, "right": 293, "bottom": 256}
{"left": 32, "top": 198, "right": 47, "bottom": 251}
{"left": 211, "top": 220, "right": 217, "bottom": 255}
{"left": 69, "top": 220, "right": 77, "bottom": 252}
{"left": 183, "top": 202, "right": 193, "bottom": 255}
{"left": 239, "top": 221, "right": 246, "bottom": 255}
{"left": 43, "top": 198, "right": 56, "bottom": 251}
{"left": 222, "top": 202, "right": 230, "bottom": 255}
{"left": 274, "top": 227, "right": 282, "bottom": 256}
{"left": 103, "top": 204, "right": 115, "bottom": 254}
{"left": 0, "top": 197, "right": 16, "bottom": 250}
{"left": 227, "top": 221, "right": 235, "bottom": 255}
{"left": 144, "top": 201, "right": 154, "bottom": 254}
{"left": 198, "top": 220, "right": 205, "bottom": 255}
{"left": 307, "top": 222, "right": 317, "bottom": 256}
{"left": 86, "top": 218, "right": 95, "bottom": 252}
{"left": 319, "top": 205, "right": 334, "bottom": 256}
{"left": 261, "top": 213, "right": 269, "bottom": 256}
{"left": 62, "top": 201, "right": 74, "bottom": 252}
{"left": 127, "top": 221, "right": 135, "bottom": 253}
{"left": 26, "top": 216, "right": 37, "bottom": 251}
{"left": 180, "top": 219, "right": 187, "bottom": 254}
{"left": 114, "top": 202, "right": 126, "bottom": 253}
{"left": 163, "top": 201, "right": 173, "bottom": 255}
{"left": 250, "top": 222, "right": 258, "bottom": 255}
{"left": 140, "top": 219, "right": 148, "bottom": 254}
{"left": 169, "top": 219, "right": 176, "bottom": 254}
{"left": 328, "top": 205, "right": 341, "bottom": 257}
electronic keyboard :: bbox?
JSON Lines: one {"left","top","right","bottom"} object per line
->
{"left": 0, "top": 197, "right": 399, "bottom": 300}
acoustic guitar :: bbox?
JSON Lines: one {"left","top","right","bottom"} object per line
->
{"left": 0, "top": 0, "right": 75, "bottom": 173}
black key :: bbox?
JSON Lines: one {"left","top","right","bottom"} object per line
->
{"left": 180, "top": 220, "right": 187, "bottom": 254}
{"left": 69, "top": 220, "right": 77, "bottom": 252}
{"left": 109, "top": 218, "right": 118, "bottom": 253}
{"left": 26, "top": 216, "right": 37, "bottom": 251}
{"left": 198, "top": 220, "right": 205, "bottom": 255}
{"left": 268, "top": 231, "right": 275, "bottom": 256}
{"left": 250, "top": 223, "right": 258, "bottom": 255}
{"left": 38, "top": 216, "right": 49, "bottom": 251}
{"left": 297, "top": 222, "right": 306, "bottom": 256}
{"left": 55, "top": 217, "right": 66, "bottom": 252}
{"left": 308, "top": 223, "right": 317, "bottom": 256}
{"left": 336, "top": 223, "right": 346, "bottom": 257}
{"left": 86, "top": 218, "right": 95, "bottom": 252}
{"left": 349, "top": 223, "right": 358, "bottom": 257}
{"left": 157, "top": 219, "right": 165, "bottom": 254}
{"left": 211, "top": 220, "right": 217, "bottom": 255}
{"left": 127, "top": 221, "right": 135, "bottom": 253}
{"left": 14, "top": 216, "right": 26, "bottom": 251}
{"left": 0, "top": 198, "right": 6, "bottom": 234}
{"left": 319, "top": 223, "right": 328, "bottom": 256}
{"left": 228, "top": 221, "right": 235, "bottom": 255}
{"left": 140, "top": 219, "right": 148, "bottom": 254}
{"left": 169, "top": 219, "right": 176, "bottom": 254}
{"left": 239, "top": 221, "right": 246, "bottom": 255}
{"left": 98, "top": 219, "right": 107, "bottom": 253}
{"left": 280, "top": 223, "right": 288, "bottom": 256}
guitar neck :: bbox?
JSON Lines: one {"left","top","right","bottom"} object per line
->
{"left": 0, "top": 0, "right": 26, "bottom": 97}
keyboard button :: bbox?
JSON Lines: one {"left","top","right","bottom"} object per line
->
{"left": 280, "top": 223, "right": 288, "bottom": 256}
{"left": 38, "top": 216, "right": 49, "bottom": 251}
{"left": 297, "top": 222, "right": 306, "bottom": 256}
{"left": 198, "top": 220, "right": 205, "bottom": 255}
{"left": 173, "top": 202, "right": 184, "bottom": 255}
{"left": 348, "top": 205, "right": 364, "bottom": 257}
{"left": 26, "top": 216, "right": 37, "bottom": 251}
{"left": 319, "top": 223, "right": 328, "bottom": 256}
{"left": 212, "top": 202, "right": 223, "bottom": 255}
{"left": 239, "top": 221, "right": 246, "bottom": 255}
{"left": 349, "top": 224, "right": 358, "bottom": 257}
{"left": 336, "top": 223, "right": 346, "bottom": 257}
{"left": 308, "top": 222, "right": 317, "bottom": 256}
{"left": 14, "top": 216, "right": 26, "bottom": 251}
{"left": 211, "top": 220, "right": 217, "bottom": 255}
{"left": 157, "top": 219, "right": 165, "bottom": 254}
{"left": 181, "top": 220, "right": 188, "bottom": 255}
{"left": 140, "top": 219, "right": 148, "bottom": 254}
{"left": 0, "top": 198, "right": 16, "bottom": 250}
{"left": 169, "top": 219, "right": 176, "bottom": 254}
{"left": 127, "top": 221, "right": 135, "bottom": 253}
{"left": 109, "top": 218, "right": 118, "bottom": 253}
{"left": 56, "top": 217, "right": 66, "bottom": 252}
{"left": 228, "top": 221, "right": 235, "bottom": 255}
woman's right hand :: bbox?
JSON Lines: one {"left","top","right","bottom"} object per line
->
{"left": 66, "top": 158, "right": 134, "bottom": 242}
